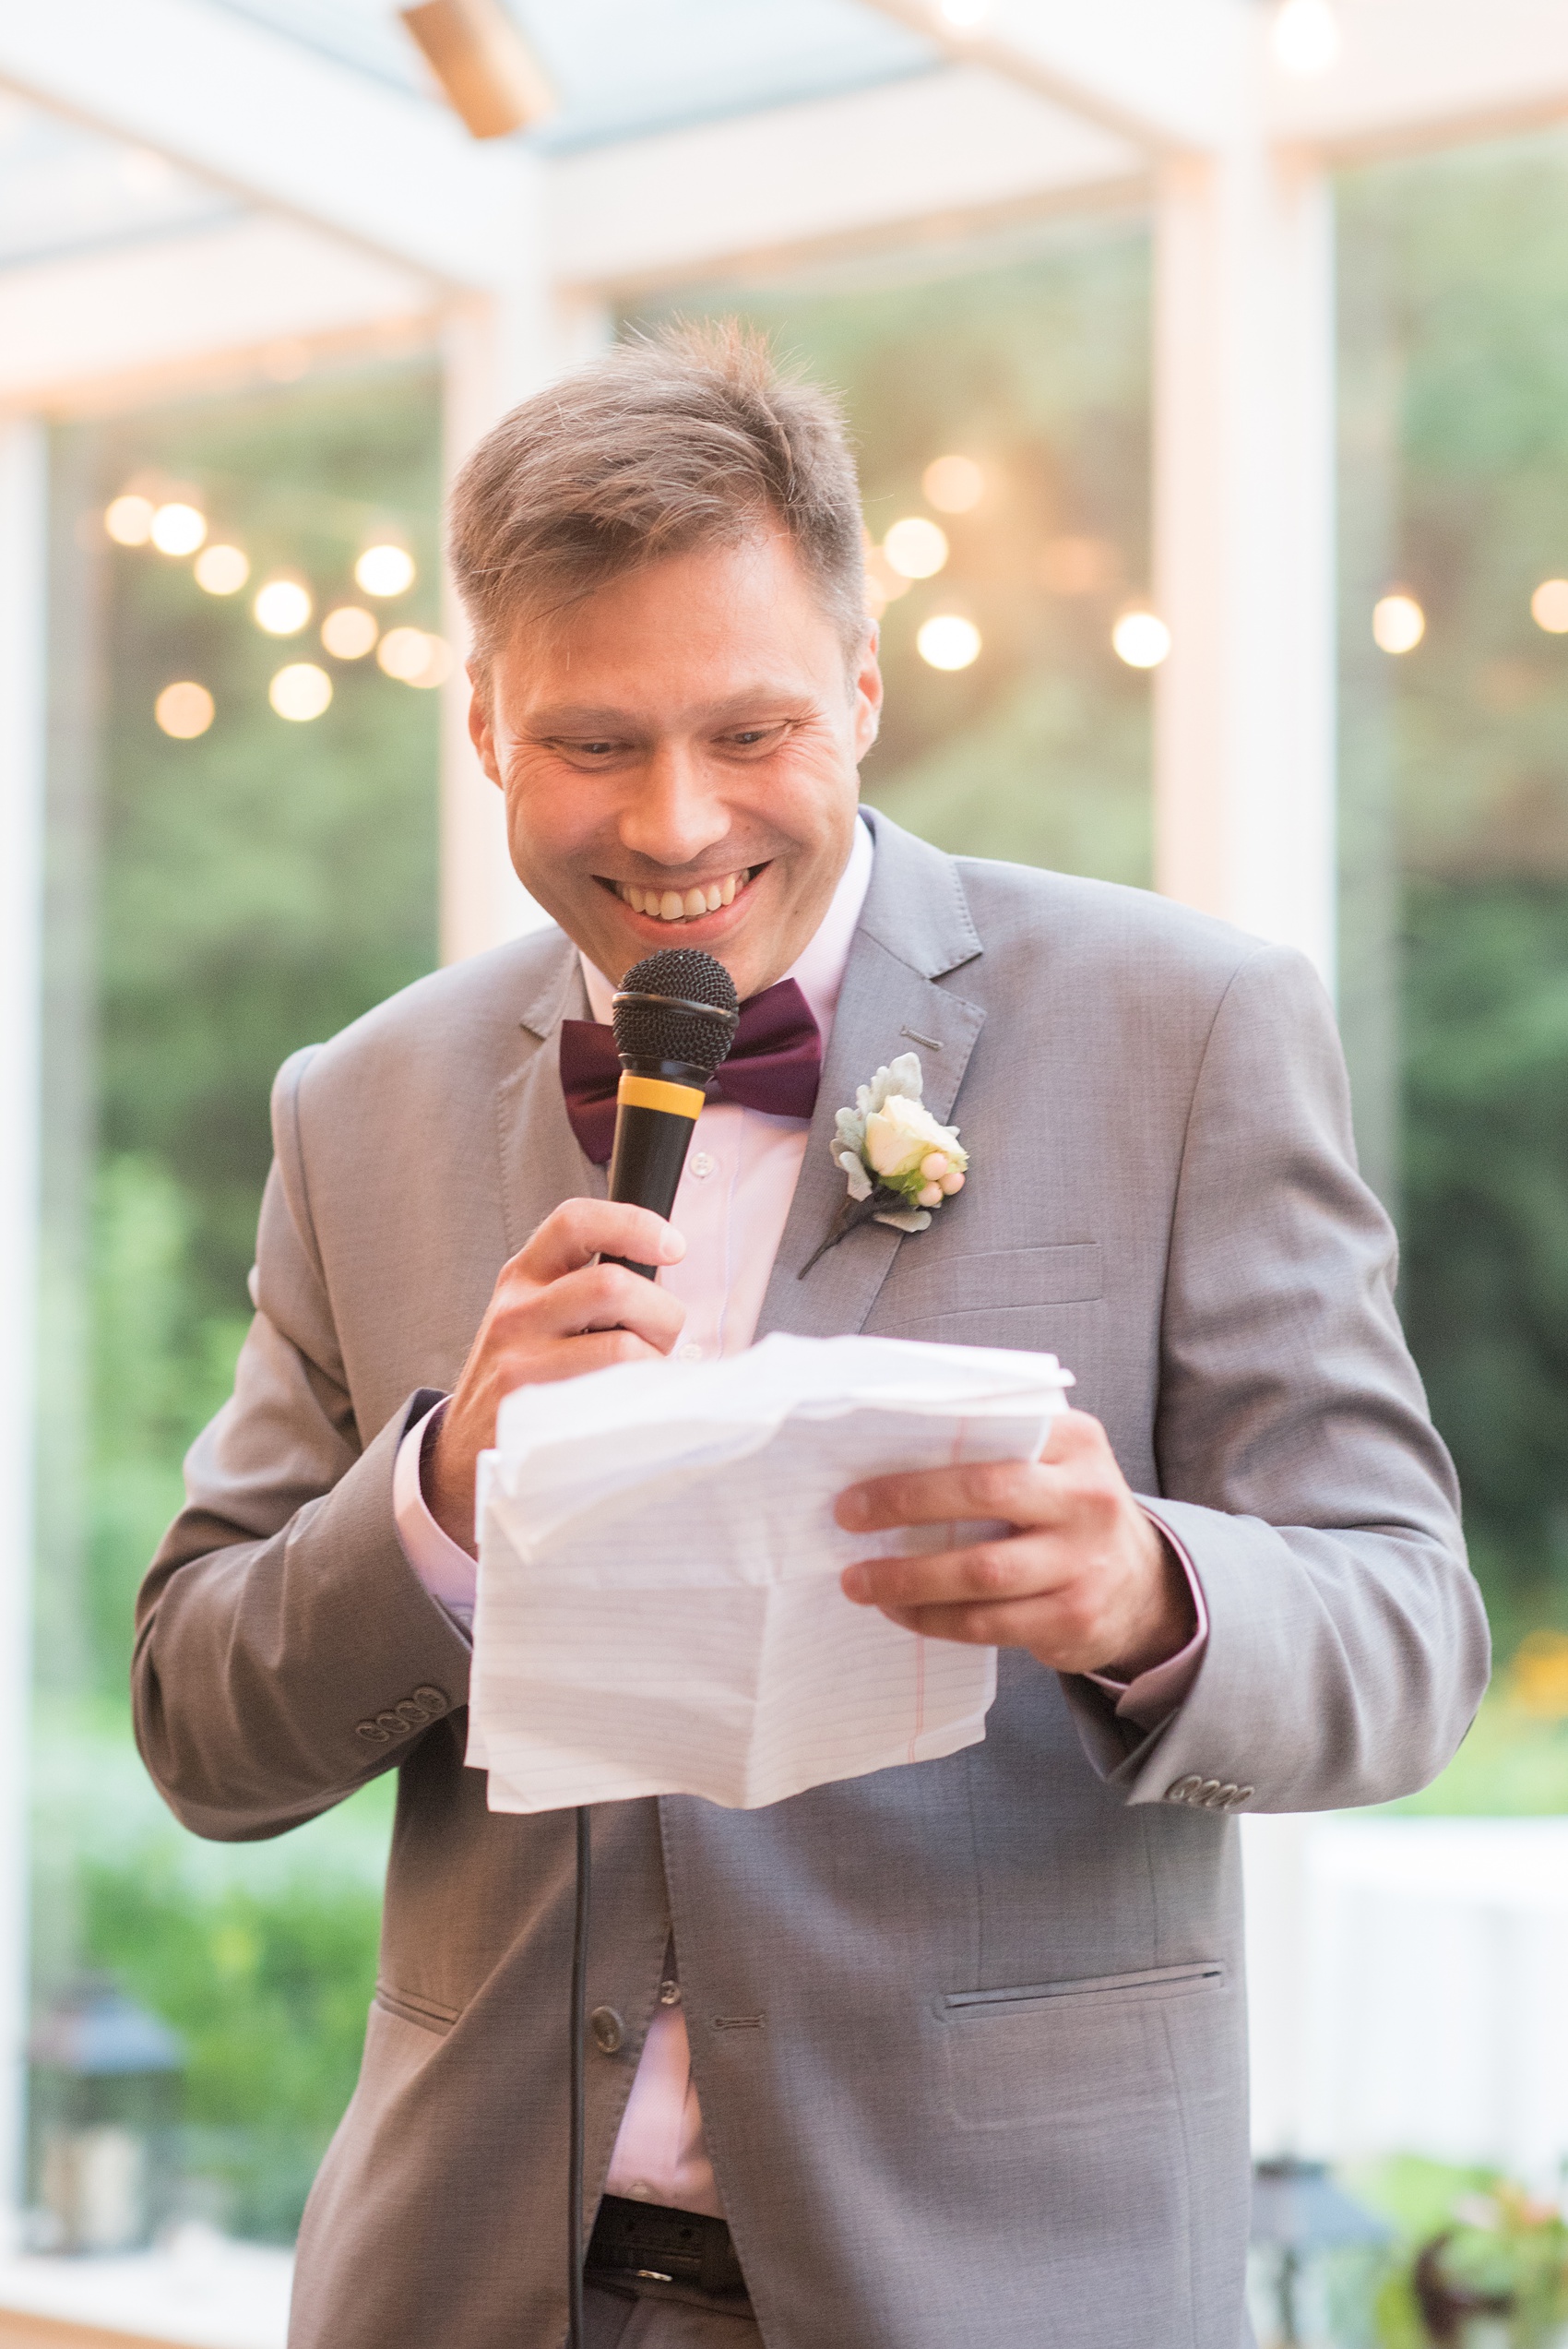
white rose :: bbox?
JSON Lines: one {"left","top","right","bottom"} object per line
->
{"left": 863, "top": 1094, "right": 966, "bottom": 1184}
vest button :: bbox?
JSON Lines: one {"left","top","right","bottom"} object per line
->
{"left": 589, "top": 2006, "right": 625, "bottom": 2055}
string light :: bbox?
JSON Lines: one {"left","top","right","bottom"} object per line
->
{"left": 917, "top": 615, "right": 981, "bottom": 671}
{"left": 154, "top": 681, "right": 214, "bottom": 739}
{"left": 884, "top": 518, "right": 949, "bottom": 581}
{"left": 355, "top": 544, "right": 415, "bottom": 598}
{"left": 322, "top": 605, "right": 379, "bottom": 660}
{"left": 1112, "top": 611, "right": 1171, "bottom": 668}
{"left": 376, "top": 627, "right": 453, "bottom": 687}
{"left": 254, "top": 578, "right": 313, "bottom": 637}
{"left": 104, "top": 495, "right": 155, "bottom": 546}
{"left": 149, "top": 502, "right": 208, "bottom": 556}
{"left": 1272, "top": 0, "right": 1341, "bottom": 76}
{"left": 195, "top": 544, "right": 249, "bottom": 596}
{"left": 1532, "top": 579, "right": 1568, "bottom": 634}
{"left": 921, "top": 455, "right": 985, "bottom": 514}
{"left": 1372, "top": 593, "right": 1424, "bottom": 654}
{"left": 269, "top": 663, "right": 333, "bottom": 721}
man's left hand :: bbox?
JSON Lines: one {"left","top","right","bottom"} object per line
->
{"left": 835, "top": 1409, "right": 1194, "bottom": 1681}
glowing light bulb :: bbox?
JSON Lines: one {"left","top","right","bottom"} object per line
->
{"left": 254, "top": 578, "right": 313, "bottom": 636}
{"left": 195, "top": 543, "right": 249, "bottom": 596}
{"left": 321, "top": 605, "right": 379, "bottom": 660}
{"left": 149, "top": 502, "right": 207, "bottom": 556}
{"left": 355, "top": 543, "right": 415, "bottom": 598}
{"left": 921, "top": 455, "right": 985, "bottom": 514}
{"left": 269, "top": 662, "right": 333, "bottom": 721}
{"left": 1532, "top": 579, "right": 1568, "bottom": 634}
{"left": 376, "top": 627, "right": 453, "bottom": 687}
{"left": 1272, "top": 0, "right": 1341, "bottom": 76}
{"left": 917, "top": 615, "right": 981, "bottom": 672}
{"left": 1112, "top": 611, "right": 1171, "bottom": 669}
{"left": 1372, "top": 593, "right": 1424, "bottom": 654}
{"left": 104, "top": 494, "right": 155, "bottom": 546}
{"left": 884, "top": 518, "right": 949, "bottom": 581}
{"left": 154, "top": 681, "right": 214, "bottom": 739}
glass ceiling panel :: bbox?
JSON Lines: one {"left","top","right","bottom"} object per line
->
{"left": 206, "top": 0, "right": 937, "bottom": 151}
{"left": 0, "top": 94, "right": 234, "bottom": 272}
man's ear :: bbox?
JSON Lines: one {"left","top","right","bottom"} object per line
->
{"left": 467, "top": 662, "right": 502, "bottom": 789}
{"left": 852, "top": 621, "right": 884, "bottom": 761}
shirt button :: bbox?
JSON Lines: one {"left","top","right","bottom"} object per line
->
{"left": 688, "top": 1151, "right": 716, "bottom": 1180}
{"left": 677, "top": 1342, "right": 703, "bottom": 1363}
{"left": 659, "top": 1979, "right": 683, "bottom": 2008}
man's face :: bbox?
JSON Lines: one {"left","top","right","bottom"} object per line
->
{"left": 469, "top": 528, "right": 882, "bottom": 1000}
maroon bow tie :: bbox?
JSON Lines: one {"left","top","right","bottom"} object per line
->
{"left": 559, "top": 978, "right": 823, "bottom": 1165}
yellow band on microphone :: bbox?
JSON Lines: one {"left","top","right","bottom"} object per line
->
{"left": 616, "top": 1071, "right": 706, "bottom": 1120}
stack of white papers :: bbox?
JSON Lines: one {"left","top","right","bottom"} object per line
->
{"left": 469, "top": 1333, "right": 1073, "bottom": 1814}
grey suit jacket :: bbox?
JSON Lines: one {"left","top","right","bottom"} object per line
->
{"left": 134, "top": 809, "right": 1487, "bottom": 2349}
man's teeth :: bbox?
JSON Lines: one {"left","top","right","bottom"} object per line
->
{"left": 618, "top": 871, "right": 747, "bottom": 921}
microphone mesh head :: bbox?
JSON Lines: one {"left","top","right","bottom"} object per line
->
{"left": 612, "top": 948, "right": 740, "bottom": 1078}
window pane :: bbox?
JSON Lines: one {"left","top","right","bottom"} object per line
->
{"left": 34, "top": 360, "right": 441, "bottom": 2244}
{"left": 1339, "top": 132, "right": 1568, "bottom": 1809}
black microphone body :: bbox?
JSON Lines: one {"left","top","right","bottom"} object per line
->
{"left": 603, "top": 948, "right": 739, "bottom": 1279}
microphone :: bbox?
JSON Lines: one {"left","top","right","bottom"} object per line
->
{"left": 602, "top": 945, "right": 739, "bottom": 1279}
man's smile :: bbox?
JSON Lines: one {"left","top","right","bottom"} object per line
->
{"left": 594, "top": 864, "right": 765, "bottom": 932}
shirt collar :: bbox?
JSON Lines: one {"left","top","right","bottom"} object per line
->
{"left": 579, "top": 809, "right": 874, "bottom": 1045}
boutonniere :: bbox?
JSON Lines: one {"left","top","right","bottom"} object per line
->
{"left": 799, "top": 1052, "right": 968, "bottom": 1277}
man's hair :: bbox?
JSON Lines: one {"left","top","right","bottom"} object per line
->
{"left": 448, "top": 318, "right": 867, "bottom": 674}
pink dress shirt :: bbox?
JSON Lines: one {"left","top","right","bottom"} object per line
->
{"left": 392, "top": 812, "right": 1207, "bottom": 2220}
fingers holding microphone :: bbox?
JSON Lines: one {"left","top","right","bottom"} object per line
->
{"left": 427, "top": 1200, "right": 687, "bottom": 1553}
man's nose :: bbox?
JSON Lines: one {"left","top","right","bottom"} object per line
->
{"left": 617, "top": 740, "right": 730, "bottom": 871}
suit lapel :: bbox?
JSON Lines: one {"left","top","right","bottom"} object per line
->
{"left": 495, "top": 938, "right": 606, "bottom": 1261}
{"left": 756, "top": 813, "right": 985, "bottom": 1341}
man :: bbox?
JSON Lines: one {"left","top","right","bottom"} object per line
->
{"left": 135, "top": 323, "right": 1488, "bottom": 2349}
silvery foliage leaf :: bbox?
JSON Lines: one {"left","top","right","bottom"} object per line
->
{"left": 831, "top": 1112, "right": 873, "bottom": 1201}
{"left": 858, "top": 1052, "right": 924, "bottom": 1119}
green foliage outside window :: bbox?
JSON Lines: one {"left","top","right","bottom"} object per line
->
{"left": 1340, "top": 131, "right": 1568, "bottom": 1807}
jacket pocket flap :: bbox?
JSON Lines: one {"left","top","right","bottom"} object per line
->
{"left": 883, "top": 1243, "right": 1102, "bottom": 1325}
{"left": 937, "top": 1961, "right": 1224, "bottom": 2020}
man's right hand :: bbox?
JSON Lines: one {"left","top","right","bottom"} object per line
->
{"left": 426, "top": 1199, "right": 686, "bottom": 1555}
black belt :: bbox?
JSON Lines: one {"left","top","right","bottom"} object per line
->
{"left": 587, "top": 2196, "right": 748, "bottom": 2298}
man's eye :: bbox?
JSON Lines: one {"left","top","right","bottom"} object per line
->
{"left": 731, "top": 728, "right": 775, "bottom": 747}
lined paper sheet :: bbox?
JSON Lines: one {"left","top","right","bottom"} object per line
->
{"left": 470, "top": 1333, "right": 1074, "bottom": 1813}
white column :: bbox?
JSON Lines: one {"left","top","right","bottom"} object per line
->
{"left": 438, "top": 183, "right": 612, "bottom": 964}
{"left": 1153, "top": 88, "right": 1340, "bottom": 2163}
{"left": 1153, "top": 126, "right": 1336, "bottom": 986}
{"left": 0, "top": 417, "right": 45, "bottom": 2219}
